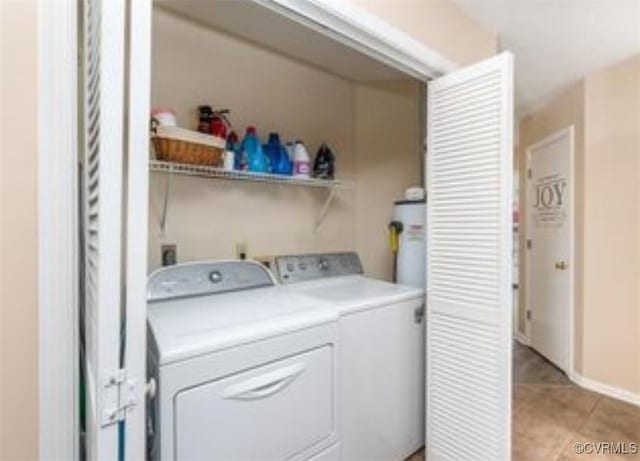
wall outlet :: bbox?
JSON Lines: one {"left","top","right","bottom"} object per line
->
{"left": 161, "top": 244, "right": 177, "bottom": 266}
{"left": 236, "top": 240, "right": 248, "bottom": 260}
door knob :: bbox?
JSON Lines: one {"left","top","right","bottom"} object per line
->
{"left": 555, "top": 260, "right": 567, "bottom": 270}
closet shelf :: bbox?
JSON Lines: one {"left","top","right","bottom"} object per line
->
{"left": 149, "top": 160, "right": 354, "bottom": 189}
{"left": 150, "top": 160, "right": 353, "bottom": 234}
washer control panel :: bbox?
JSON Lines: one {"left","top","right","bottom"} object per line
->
{"left": 275, "top": 252, "right": 363, "bottom": 284}
{"left": 148, "top": 260, "right": 275, "bottom": 302}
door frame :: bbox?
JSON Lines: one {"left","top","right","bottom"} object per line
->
{"left": 260, "top": 0, "right": 454, "bottom": 80}
{"left": 37, "top": 0, "right": 79, "bottom": 458}
{"left": 524, "top": 125, "right": 575, "bottom": 374}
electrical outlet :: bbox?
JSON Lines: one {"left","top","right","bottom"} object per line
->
{"left": 161, "top": 244, "right": 177, "bottom": 266}
{"left": 236, "top": 240, "right": 248, "bottom": 260}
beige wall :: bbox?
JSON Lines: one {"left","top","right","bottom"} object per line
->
{"left": 518, "top": 82, "right": 585, "bottom": 373}
{"left": 149, "top": 9, "right": 359, "bottom": 269}
{"left": 346, "top": 0, "right": 497, "bottom": 66}
{"left": 519, "top": 55, "right": 640, "bottom": 395}
{"left": 354, "top": 80, "right": 422, "bottom": 279}
{"left": 582, "top": 55, "right": 640, "bottom": 395}
{"left": 0, "top": 1, "right": 40, "bottom": 460}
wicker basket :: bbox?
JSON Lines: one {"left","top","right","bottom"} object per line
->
{"left": 152, "top": 125, "right": 225, "bottom": 166}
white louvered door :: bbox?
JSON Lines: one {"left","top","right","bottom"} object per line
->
{"left": 426, "top": 52, "right": 513, "bottom": 460}
{"left": 81, "top": 0, "right": 130, "bottom": 459}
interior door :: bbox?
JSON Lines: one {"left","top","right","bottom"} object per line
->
{"left": 426, "top": 52, "right": 513, "bottom": 460}
{"left": 527, "top": 127, "right": 573, "bottom": 371}
{"left": 81, "top": 0, "right": 149, "bottom": 459}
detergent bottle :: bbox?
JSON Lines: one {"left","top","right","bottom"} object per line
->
{"left": 292, "top": 140, "right": 311, "bottom": 178}
{"left": 241, "top": 126, "right": 267, "bottom": 173}
{"left": 264, "top": 132, "right": 292, "bottom": 175}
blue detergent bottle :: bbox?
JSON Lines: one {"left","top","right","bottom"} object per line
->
{"left": 264, "top": 132, "right": 292, "bottom": 175}
{"left": 242, "top": 126, "right": 267, "bottom": 173}
{"left": 262, "top": 133, "right": 278, "bottom": 173}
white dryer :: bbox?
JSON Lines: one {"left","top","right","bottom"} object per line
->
{"left": 275, "top": 253, "right": 425, "bottom": 461}
{"left": 147, "top": 260, "right": 340, "bottom": 461}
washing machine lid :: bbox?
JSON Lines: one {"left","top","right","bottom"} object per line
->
{"left": 290, "top": 275, "right": 424, "bottom": 314}
{"left": 147, "top": 261, "right": 337, "bottom": 365}
{"left": 148, "top": 286, "right": 336, "bottom": 365}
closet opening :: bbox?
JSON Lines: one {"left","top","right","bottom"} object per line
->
{"left": 144, "top": 1, "right": 428, "bottom": 460}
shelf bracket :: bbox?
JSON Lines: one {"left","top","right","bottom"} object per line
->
{"left": 159, "top": 169, "right": 172, "bottom": 235}
{"left": 314, "top": 187, "right": 337, "bottom": 233}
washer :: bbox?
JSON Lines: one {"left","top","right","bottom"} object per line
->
{"left": 147, "top": 260, "right": 340, "bottom": 461}
{"left": 275, "top": 252, "right": 425, "bottom": 461}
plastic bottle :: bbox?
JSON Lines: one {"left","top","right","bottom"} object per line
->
{"left": 264, "top": 132, "right": 292, "bottom": 175}
{"left": 312, "top": 142, "right": 335, "bottom": 179}
{"left": 292, "top": 141, "right": 311, "bottom": 178}
{"left": 241, "top": 126, "right": 267, "bottom": 173}
{"left": 262, "top": 133, "right": 278, "bottom": 174}
{"left": 227, "top": 131, "right": 244, "bottom": 170}
{"left": 197, "top": 105, "right": 213, "bottom": 134}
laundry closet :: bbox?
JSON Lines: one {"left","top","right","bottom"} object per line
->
{"left": 79, "top": 1, "right": 513, "bottom": 460}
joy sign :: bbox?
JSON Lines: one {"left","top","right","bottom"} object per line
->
{"left": 533, "top": 174, "right": 567, "bottom": 228}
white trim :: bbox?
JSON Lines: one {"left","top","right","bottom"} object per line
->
{"left": 524, "top": 126, "right": 575, "bottom": 377}
{"left": 514, "top": 331, "right": 530, "bottom": 346}
{"left": 37, "top": 0, "right": 78, "bottom": 459}
{"left": 255, "top": 0, "right": 456, "bottom": 81}
{"left": 569, "top": 372, "right": 640, "bottom": 408}
{"left": 124, "top": 0, "right": 151, "bottom": 458}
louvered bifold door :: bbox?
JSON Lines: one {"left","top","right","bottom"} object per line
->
{"left": 426, "top": 52, "right": 513, "bottom": 461}
{"left": 81, "top": 0, "right": 126, "bottom": 459}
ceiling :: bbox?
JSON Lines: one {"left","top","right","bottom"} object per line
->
{"left": 453, "top": 0, "right": 640, "bottom": 117}
{"left": 156, "top": 0, "right": 407, "bottom": 82}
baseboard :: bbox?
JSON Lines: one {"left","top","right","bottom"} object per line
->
{"left": 514, "top": 331, "right": 530, "bottom": 346}
{"left": 568, "top": 372, "right": 640, "bottom": 408}
{"left": 513, "top": 337, "right": 639, "bottom": 407}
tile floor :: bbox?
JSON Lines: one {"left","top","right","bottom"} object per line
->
{"left": 405, "top": 342, "right": 640, "bottom": 461}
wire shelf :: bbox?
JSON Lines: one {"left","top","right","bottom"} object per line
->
{"left": 149, "top": 160, "right": 354, "bottom": 189}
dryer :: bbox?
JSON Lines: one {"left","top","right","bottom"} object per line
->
{"left": 147, "top": 260, "right": 340, "bottom": 461}
{"left": 275, "top": 253, "right": 425, "bottom": 461}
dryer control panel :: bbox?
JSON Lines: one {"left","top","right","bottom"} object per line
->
{"left": 148, "top": 260, "right": 275, "bottom": 302}
{"left": 275, "top": 252, "right": 363, "bottom": 284}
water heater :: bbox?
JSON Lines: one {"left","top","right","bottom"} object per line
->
{"left": 393, "top": 200, "right": 426, "bottom": 289}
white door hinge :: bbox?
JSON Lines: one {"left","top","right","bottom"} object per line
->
{"left": 101, "top": 368, "right": 138, "bottom": 427}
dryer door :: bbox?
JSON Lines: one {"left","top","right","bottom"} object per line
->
{"left": 175, "top": 345, "right": 335, "bottom": 460}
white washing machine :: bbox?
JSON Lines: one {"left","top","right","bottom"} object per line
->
{"left": 147, "top": 260, "right": 340, "bottom": 461}
{"left": 275, "top": 253, "right": 425, "bottom": 461}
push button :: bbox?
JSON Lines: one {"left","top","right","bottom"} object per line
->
{"left": 209, "top": 270, "right": 223, "bottom": 284}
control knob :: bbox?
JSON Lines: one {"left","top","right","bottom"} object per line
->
{"left": 318, "top": 257, "right": 330, "bottom": 271}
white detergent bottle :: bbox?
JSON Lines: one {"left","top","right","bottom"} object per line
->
{"left": 292, "top": 140, "right": 311, "bottom": 178}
